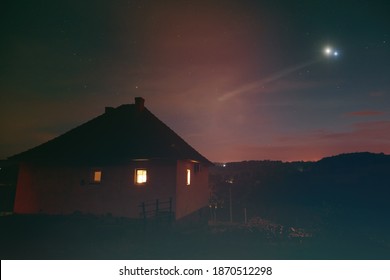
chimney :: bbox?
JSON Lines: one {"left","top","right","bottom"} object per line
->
{"left": 105, "top": 107, "right": 115, "bottom": 114}
{"left": 135, "top": 97, "right": 145, "bottom": 111}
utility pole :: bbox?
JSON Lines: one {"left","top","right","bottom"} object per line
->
{"left": 229, "top": 185, "right": 233, "bottom": 223}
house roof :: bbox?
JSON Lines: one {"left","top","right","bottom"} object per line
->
{"left": 9, "top": 97, "right": 212, "bottom": 165}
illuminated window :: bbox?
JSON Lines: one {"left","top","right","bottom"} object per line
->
{"left": 90, "top": 170, "right": 102, "bottom": 184}
{"left": 186, "top": 169, "right": 191, "bottom": 186}
{"left": 135, "top": 169, "right": 147, "bottom": 184}
{"left": 93, "top": 171, "right": 102, "bottom": 183}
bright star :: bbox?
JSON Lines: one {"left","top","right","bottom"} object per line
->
{"left": 324, "top": 47, "right": 332, "bottom": 56}
{"left": 324, "top": 46, "right": 339, "bottom": 58}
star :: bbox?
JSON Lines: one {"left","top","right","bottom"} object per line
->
{"left": 324, "top": 46, "right": 339, "bottom": 57}
{"left": 324, "top": 47, "right": 332, "bottom": 55}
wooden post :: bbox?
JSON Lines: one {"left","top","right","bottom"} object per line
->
{"left": 169, "top": 197, "right": 173, "bottom": 225}
{"left": 155, "top": 199, "right": 159, "bottom": 217}
{"left": 141, "top": 202, "right": 146, "bottom": 231}
{"left": 141, "top": 202, "right": 146, "bottom": 220}
{"left": 169, "top": 197, "right": 172, "bottom": 213}
{"left": 229, "top": 186, "right": 233, "bottom": 223}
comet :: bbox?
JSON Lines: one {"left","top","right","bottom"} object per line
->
{"left": 218, "top": 45, "right": 340, "bottom": 101}
{"left": 218, "top": 59, "right": 319, "bottom": 101}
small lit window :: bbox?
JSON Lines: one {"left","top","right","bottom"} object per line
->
{"left": 186, "top": 169, "right": 191, "bottom": 186}
{"left": 135, "top": 169, "right": 147, "bottom": 184}
{"left": 93, "top": 171, "right": 102, "bottom": 182}
{"left": 91, "top": 170, "right": 102, "bottom": 183}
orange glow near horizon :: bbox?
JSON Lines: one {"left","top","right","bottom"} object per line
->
{"left": 1, "top": 2, "right": 389, "bottom": 163}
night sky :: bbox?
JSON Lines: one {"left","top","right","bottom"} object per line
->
{"left": 1, "top": 0, "right": 389, "bottom": 162}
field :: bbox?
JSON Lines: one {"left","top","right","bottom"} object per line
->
{"left": 1, "top": 213, "right": 389, "bottom": 260}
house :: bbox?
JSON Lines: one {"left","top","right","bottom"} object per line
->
{"left": 0, "top": 160, "right": 18, "bottom": 213}
{"left": 9, "top": 97, "right": 212, "bottom": 220}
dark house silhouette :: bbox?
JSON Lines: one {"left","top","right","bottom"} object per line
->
{"left": 10, "top": 97, "right": 212, "bottom": 220}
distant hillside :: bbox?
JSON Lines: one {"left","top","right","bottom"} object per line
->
{"left": 317, "top": 152, "right": 390, "bottom": 168}
{"left": 210, "top": 152, "right": 390, "bottom": 227}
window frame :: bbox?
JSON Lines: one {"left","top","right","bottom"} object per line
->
{"left": 186, "top": 168, "right": 191, "bottom": 186}
{"left": 135, "top": 168, "right": 147, "bottom": 185}
{"left": 90, "top": 169, "right": 102, "bottom": 184}
{"left": 194, "top": 163, "right": 201, "bottom": 174}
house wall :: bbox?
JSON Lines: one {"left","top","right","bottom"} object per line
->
{"left": 14, "top": 160, "right": 177, "bottom": 218}
{"left": 175, "top": 160, "right": 209, "bottom": 220}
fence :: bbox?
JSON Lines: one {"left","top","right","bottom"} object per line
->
{"left": 139, "top": 197, "right": 173, "bottom": 227}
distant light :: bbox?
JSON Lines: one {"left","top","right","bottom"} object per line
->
{"left": 222, "top": 163, "right": 226, "bottom": 167}
{"left": 333, "top": 51, "right": 338, "bottom": 56}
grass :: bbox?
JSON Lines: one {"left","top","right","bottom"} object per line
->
{"left": 1, "top": 213, "right": 389, "bottom": 260}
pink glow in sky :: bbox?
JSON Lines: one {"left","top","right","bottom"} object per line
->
{"left": 1, "top": 1, "right": 389, "bottom": 162}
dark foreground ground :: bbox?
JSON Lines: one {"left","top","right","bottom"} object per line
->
{"left": 1, "top": 214, "right": 389, "bottom": 260}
